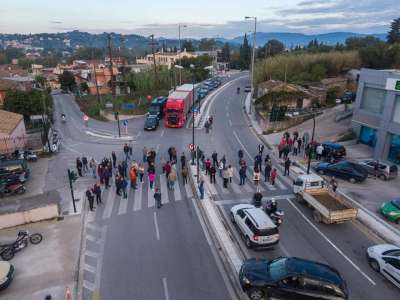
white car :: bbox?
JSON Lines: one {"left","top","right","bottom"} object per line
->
{"left": 367, "top": 244, "right": 400, "bottom": 288}
{"left": 230, "top": 204, "right": 279, "bottom": 249}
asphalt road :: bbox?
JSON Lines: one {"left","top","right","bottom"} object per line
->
{"left": 200, "top": 75, "right": 400, "bottom": 300}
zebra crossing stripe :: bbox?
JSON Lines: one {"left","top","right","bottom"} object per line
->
{"left": 205, "top": 178, "right": 218, "bottom": 195}
{"left": 160, "top": 175, "right": 169, "bottom": 204}
{"left": 230, "top": 180, "right": 242, "bottom": 194}
{"left": 118, "top": 186, "right": 129, "bottom": 215}
{"left": 133, "top": 182, "right": 143, "bottom": 211}
{"left": 174, "top": 180, "right": 182, "bottom": 201}
{"left": 275, "top": 178, "right": 287, "bottom": 190}
{"left": 241, "top": 180, "right": 254, "bottom": 193}
{"left": 148, "top": 181, "right": 155, "bottom": 207}
{"left": 184, "top": 181, "right": 193, "bottom": 198}
{"left": 102, "top": 185, "right": 116, "bottom": 219}
{"left": 264, "top": 181, "right": 277, "bottom": 191}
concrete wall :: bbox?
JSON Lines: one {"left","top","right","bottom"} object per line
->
{"left": 351, "top": 68, "right": 400, "bottom": 161}
{"left": 0, "top": 204, "right": 59, "bottom": 229}
{"left": 0, "top": 120, "right": 27, "bottom": 154}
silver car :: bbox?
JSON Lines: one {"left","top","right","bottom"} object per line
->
{"left": 358, "top": 159, "right": 398, "bottom": 180}
{"left": 367, "top": 244, "right": 400, "bottom": 288}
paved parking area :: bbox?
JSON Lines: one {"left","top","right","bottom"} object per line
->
{"left": 0, "top": 216, "right": 81, "bottom": 300}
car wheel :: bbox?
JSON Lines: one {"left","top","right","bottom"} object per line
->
{"left": 1, "top": 247, "right": 14, "bottom": 261}
{"left": 247, "top": 287, "right": 265, "bottom": 300}
{"left": 369, "top": 259, "right": 380, "bottom": 272}
{"left": 395, "top": 218, "right": 400, "bottom": 225}
{"left": 245, "top": 236, "right": 252, "bottom": 249}
{"left": 349, "top": 177, "right": 356, "bottom": 184}
{"left": 230, "top": 212, "right": 236, "bottom": 224}
{"left": 318, "top": 170, "right": 325, "bottom": 175}
{"left": 379, "top": 174, "right": 387, "bottom": 181}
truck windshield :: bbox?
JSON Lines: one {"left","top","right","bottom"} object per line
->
{"left": 166, "top": 109, "right": 180, "bottom": 113}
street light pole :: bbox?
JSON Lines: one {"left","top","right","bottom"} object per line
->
{"left": 190, "top": 64, "right": 195, "bottom": 166}
{"left": 245, "top": 16, "right": 257, "bottom": 113}
{"left": 307, "top": 114, "right": 316, "bottom": 174}
{"left": 178, "top": 24, "right": 187, "bottom": 86}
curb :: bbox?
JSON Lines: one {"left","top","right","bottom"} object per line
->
{"left": 243, "top": 95, "right": 400, "bottom": 246}
{"left": 187, "top": 165, "right": 246, "bottom": 299}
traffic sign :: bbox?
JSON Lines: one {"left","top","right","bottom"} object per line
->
{"left": 123, "top": 120, "right": 128, "bottom": 126}
{"left": 192, "top": 107, "right": 198, "bottom": 113}
{"left": 188, "top": 143, "right": 194, "bottom": 151}
{"left": 83, "top": 115, "right": 89, "bottom": 121}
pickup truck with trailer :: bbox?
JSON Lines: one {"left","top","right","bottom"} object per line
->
{"left": 293, "top": 173, "right": 358, "bottom": 224}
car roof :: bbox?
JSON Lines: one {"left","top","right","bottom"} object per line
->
{"left": 322, "top": 141, "right": 344, "bottom": 148}
{"left": 286, "top": 257, "right": 343, "bottom": 285}
{"left": 0, "top": 261, "right": 11, "bottom": 277}
{"left": 244, "top": 207, "right": 276, "bottom": 228}
{"left": 298, "top": 174, "right": 323, "bottom": 182}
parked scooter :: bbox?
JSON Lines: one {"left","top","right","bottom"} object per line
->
{"left": 265, "top": 199, "right": 285, "bottom": 227}
{"left": 0, "top": 182, "right": 26, "bottom": 197}
{"left": 0, "top": 230, "right": 43, "bottom": 261}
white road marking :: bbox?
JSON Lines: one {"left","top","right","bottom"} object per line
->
{"left": 174, "top": 179, "right": 182, "bottom": 201}
{"left": 154, "top": 212, "right": 160, "bottom": 241}
{"left": 233, "top": 131, "right": 253, "bottom": 161}
{"left": 286, "top": 198, "right": 376, "bottom": 286}
{"left": 205, "top": 177, "right": 218, "bottom": 195}
{"left": 162, "top": 277, "right": 170, "bottom": 300}
{"left": 161, "top": 129, "right": 165, "bottom": 137}
{"left": 229, "top": 119, "right": 232, "bottom": 126}
{"left": 133, "top": 182, "right": 143, "bottom": 211}
{"left": 156, "top": 144, "right": 160, "bottom": 153}
{"left": 275, "top": 178, "right": 287, "bottom": 190}
{"left": 230, "top": 180, "right": 242, "bottom": 194}
{"left": 160, "top": 175, "right": 169, "bottom": 204}
{"left": 102, "top": 186, "right": 116, "bottom": 219}
{"left": 148, "top": 181, "right": 155, "bottom": 207}
{"left": 117, "top": 194, "right": 128, "bottom": 215}
{"left": 184, "top": 181, "right": 193, "bottom": 198}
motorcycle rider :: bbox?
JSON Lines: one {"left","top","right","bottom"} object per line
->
{"left": 265, "top": 199, "right": 278, "bottom": 216}
{"left": 253, "top": 191, "right": 263, "bottom": 208}
{"left": 237, "top": 87, "right": 240, "bottom": 94}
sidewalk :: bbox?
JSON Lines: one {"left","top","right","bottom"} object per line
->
{"left": 0, "top": 216, "right": 81, "bottom": 300}
{"left": 244, "top": 94, "right": 400, "bottom": 245}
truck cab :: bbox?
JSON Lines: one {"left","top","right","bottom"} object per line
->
{"left": 293, "top": 174, "right": 325, "bottom": 194}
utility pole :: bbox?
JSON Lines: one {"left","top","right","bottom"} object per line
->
{"left": 178, "top": 24, "right": 187, "bottom": 85}
{"left": 120, "top": 36, "right": 128, "bottom": 94}
{"left": 67, "top": 169, "right": 78, "bottom": 213}
{"left": 107, "top": 34, "right": 115, "bottom": 98}
{"left": 149, "top": 34, "right": 158, "bottom": 93}
{"left": 245, "top": 16, "right": 257, "bottom": 113}
{"left": 307, "top": 114, "right": 316, "bottom": 174}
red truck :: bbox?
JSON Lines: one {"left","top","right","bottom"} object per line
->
{"left": 164, "top": 85, "right": 193, "bottom": 128}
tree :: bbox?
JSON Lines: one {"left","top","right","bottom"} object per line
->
{"left": 359, "top": 42, "right": 392, "bottom": 69}
{"left": 345, "top": 36, "right": 380, "bottom": 50}
{"left": 239, "top": 34, "right": 251, "bottom": 69}
{"left": 220, "top": 43, "right": 231, "bottom": 62}
{"left": 198, "top": 38, "right": 216, "bottom": 51}
{"left": 59, "top": 71, "right": 76, "bottom": 92}
{"left": 80, "top": 82, "right": 89, "bottom": 93}
{"left": 35, "top": 75, "right": 46, "bottom": 88}
{"left": 388, "top": 18, "right": 400, "bottom": 44}
{"left": 264, "top": 39, "right": 285, "bottom": 57}
{"left": 181, "top": 40, "right": 195, "bottom": 52}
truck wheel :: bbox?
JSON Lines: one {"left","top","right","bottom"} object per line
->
{"left": 247, "top": 288, "right": 264, "bottom": 300}
{"left": 296, "top": 194, "right": 305, "bottom": 204}
{"left": 313, "top": 211, "right": 322, "bottom": 223}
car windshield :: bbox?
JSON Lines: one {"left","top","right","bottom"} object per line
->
{"left": 268, "top": 258, "right": 287, "bottom": 280}
{"left": 391, "top": 199, "right": 400, "bottom": 209}
{"left": 149, "top": 106, "right": 160, "bottom": 113}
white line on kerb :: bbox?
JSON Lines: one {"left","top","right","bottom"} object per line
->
{"left": 286, "top": 198, "right": 376, "bottom": 286}
{"left": 162, "top": 277, "right": 169, "bottom": 300}
{"left": 154, "top": 211, "right": 160, "bottom": 241}
{"left": 161, "top": 129, "right": 165, "bottom": 137}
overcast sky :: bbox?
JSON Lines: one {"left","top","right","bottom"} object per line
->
{"left": 0, "top": 0, "right": 396, "bottom": 38}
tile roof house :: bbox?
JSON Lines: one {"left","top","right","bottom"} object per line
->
{"left": 0, "top": 110, "right": 27, "bottom": 154}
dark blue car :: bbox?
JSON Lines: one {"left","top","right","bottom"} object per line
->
{"left": 314, "top": 160, "right": 368, "bottom": 183}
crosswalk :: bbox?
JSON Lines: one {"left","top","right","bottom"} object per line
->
{"left": 96, "top": 168, "right": 289, "bottom": 220}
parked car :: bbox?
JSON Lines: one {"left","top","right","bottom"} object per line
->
{"left": 313, "top": 160, "right": 368, "bottom": 183}
{"left": 0, "top": 159, "right": 30, "bottom": 183}
{"left": 367, "top": 244, "right": 400, "bottom": 288}
{"left": 230, "top": 204, "right": 279, "bottom": 249}
{"left": 197, "top": 88, "right": 208, "bottom": 100}
{"left": 380, "top": 198, "right": 400, "bottom": 224}
{"left": 244, "top": 85, "right": 252, "bottom": 92}
{"left": 358, "top": 159, "right": 398, "bottom": 180}
{"left": 0, "top": 261, "right": 14, "bottom": 290}
{"left": 239, "top": 257, "right": 348, "bottom": 300}
{"left": 144, "top": 114, "right": 159, "bottom": 131}
{"left": 321, "top": 142, "right": 346, "bottom": 160}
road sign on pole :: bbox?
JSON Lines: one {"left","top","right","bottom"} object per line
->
{"left": 188, "top": 143, "right": 194, "bottom": 151}
{"left": 83, "top": 115, "right": 89, "bottom": 122}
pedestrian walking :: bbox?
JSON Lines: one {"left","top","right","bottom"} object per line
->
{"left": 255, "top": 154, "right": 262, "bottom": 170}
{"left": 123, "top": 143, "right": 130, "bottom": 161}
{"left": 227, "top": 165, "right": 233, "bottom": 183}
{"left": 221, "top": 155, "right": 226, "bottom": 169}
{"left": 142, "top": 146, "right": 148, "bottom": 163}
{"left": 330, "top": 177, "right": 338, "bottom": 192}
{"left": 199, "top": 176, "right": 205, "bottom": 199}
{"left": 218, "top": 160, "right": 224, "bottom": 177}
{"left": 138, "top": 163, "right": 144, "bottom": 183}
{"left": 238, "top": 149, "right": 244, "bottom": 164}
{"left": 205, "top": 120, "right": 210, "bottom": 133}
{"left": 168, "top": 168, "right": 177, "bottom": 190}
{"left": 148, "top": 171, "right": 156, "bottom": 190}
{"left": 86, "top": 188, "right": 95, "bottom": 211}
{"left": 181, "top": 166, "right": 188, "bottom": 184}
{"left": 82, "top": 156, "right": 88, "bottom": 174}
{"left": 104, "top": 167, "right": 111, "bottom": 188}
{"left": 253, "top": 166, "right": 261, "bottom": 186}
{"left": 264, "top": 161, "right": 272, "bottom": 182}
{"left": 121, "top": 176, "right": 128, "bottom": 199}
{"left": 180, "top": 152, "right": 186, "bottom": 168}
{"left": 270, "top": 168, "right": 277, "bottom": 185}
{"left": 222, "top": 168, "right": 229, "bottom": 188}
{"left": 93, "top": 183, "right": 102, "bottom": 205}
{"left": 154, "top": 188, "right": 162, "bottom": 208}
{"left": 168, "top": 147, "right": 177, "bottom": 162}
{"left": 316, "top": 144, "right": 324, "bottom": 160}
{"left": 258, "top": 144, "right": 264, "bottom": 155}
{"left": 89, "top": 158, "right": 97, "bottom": 179}
{"left": 374, "top": 161, "right": 379, "bottom": 179}
{"left": 115, "top": 175, "right": 121, "bottom": 195}
{"left": 163, "top": 160, "right": 171, "bottom": 178}
{"left": 284, "top": 157, "right": 291, "bottom": 176}
{"left": 121, "top": 160, "right": 128, "bottom": 177}
{"left": 205, "top": 158, "right": 211, "bottom": 175}
{"left": 210, "top": 165, "right": 216, "bottom": 184}
{"left": 129, "top": 166, "right": 137, "bottom": 189}
{"left": 212, "top": 151, "right": 218, "bottom": 167}
{"left": 112, "top": 151, "right": 117, "bottom": 168}
{"left": 76, "top": 158, "right": 83, "bottom": 177}
{"left": 239, "top": 165, "right": 247, "bottom": 185}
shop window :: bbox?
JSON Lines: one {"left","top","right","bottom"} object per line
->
{"left": 393, "top": 95, "right": 400, "bottom": 124}
{"left": 360, "top": 87, "right": 386, "bottom": 114}
{"left": 388, "top": 134, "right": 400, "bottom": 164}
{"left": 359, "top": 126, "right": 377, "bottom": 147}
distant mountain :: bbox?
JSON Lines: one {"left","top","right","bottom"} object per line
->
{"left": 229, "top": 32, "right": 387, "bottom": 47}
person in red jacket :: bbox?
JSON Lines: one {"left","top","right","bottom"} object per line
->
{"left": 270, "top": 168, "right": 277, "bottom": 185}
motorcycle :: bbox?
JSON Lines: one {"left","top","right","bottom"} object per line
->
{"left": 0, "top": 182, "right": 26, "bottom": 198}
{"left": 237, "top": 87, "right": 240, "bottom": 94}
{"left": 265, "top": 200, "right": 285, "bottom": 226}
{"left": 0, "top": 230, "right": 43, "bottom": 261}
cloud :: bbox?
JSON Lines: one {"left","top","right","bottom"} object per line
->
{"left": 48, "top": 20, "right": 63, "bottom": 24}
